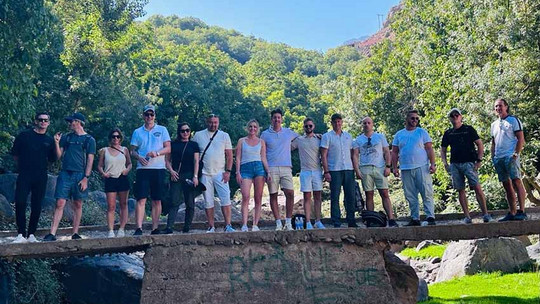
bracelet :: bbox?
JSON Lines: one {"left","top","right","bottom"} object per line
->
{"left": 385, "top": 164, "right": 391, "bottom": 168}
{"left": 156, "top": 151, "right": 160, "bottom": 156}
{"left": 194, "top": 175, "right": 198, "bottom": 178}
{"left": 324, "top": 171, "right": 330, "bottom": 174}
{"left": 225, "top": 169, "right": 232, "bottom": 173}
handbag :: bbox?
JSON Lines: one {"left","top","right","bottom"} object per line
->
{"left": 198, "top": 130, "right": 219, "bottom": 178}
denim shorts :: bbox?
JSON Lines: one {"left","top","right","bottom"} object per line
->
{"left": 449, "top": 162, "right": 479, "bottom": 189}
{"left": 299, "top": 169, "right": 323, "bottom": 192}
{"left": 493, "top": 156, "right": 521, "bottom": 182}
{"left": 54, "top": 171, "right": 88, "bottom": 200}
{"left": 240, "top": 161, "right": 266, "bottom": 179}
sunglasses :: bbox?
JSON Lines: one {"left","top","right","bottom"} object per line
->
{"left": 304, "top": 125, "right": 314, "bottom": 128}
{"left": 207, "top": 114, "right": 218, "bottom": 119}
{"left": 144, "top": 112, "right": 155, "bottom": 117}
{"left": 450, "top": 113, "right": 460, "bottom": 118}
{"left": 37, "top": 118, "right": 49, "bottom": 122}
{"left": 409, "top": 117, "right": 420, "bottom": 121}
{"left": 111, "top": 135, "right": 122, "bottom": 139}
{"left": 180, "top": 129, "right": 191, "bottom": 133}
{"left": 367, "top": 137, "right": 372, "bottom": 147}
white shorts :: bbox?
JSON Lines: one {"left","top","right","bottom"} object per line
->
{"left": 201, "top": 171, "right": 231, "bottom": 209}
{"left": 299, "top": 170, "right": 323, "bottom": 192}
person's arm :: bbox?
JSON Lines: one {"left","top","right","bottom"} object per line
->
{"left": 490, "top": 137, "right": 495, "bottom": 159}
{"left": 122, "top": 147, "right": 132, "bottom": 175}
{"left": 440, "top": 146, "right": 449, "bottom": 172}
{"left": 424, "top": 142, "right": 436, "bottom": 174}
{"left": 352, "top": 148, "right": 362, "bottom": 179}
{"left": 321, "top": 147, "right": 331, "bottom": 182}
{"left": 223, "top": 148, "right": 233, "bottom": 183}
{"left": 260, "top": 140, "right": 271, "bottom": 181}
{"left": 147, "top": 140, "right": 171, "bottom": 158}
{"left": 165, "top": 148, "right": 179, "bottom": 181}
{"left": 513, "top": 131, "right": 525, "bottom": 159}
{"left": 474, "top": 139, "right": 484, "bottom": 171}
{"left": 54, "top": 133, "right": 63, "bottom": 160}
{"left": 391, "top": 145, "right": 400, "bottom": 177}
{"left": 192, "top": 152, "right": 200, "bottom": 186}
{"left": 131, "top": 144, "right": 148, "bottom": 166}
{"left": 79, "top": 153, "right": 94, "bottom": 191}
{"left": 235, "top": 139, "right": 243, "bottom": 185}
{"left": 382, "top": 146, "right": 391, "bottom": 177}
{"left": 97, "top": 149, "right": 109, "bottom": 178}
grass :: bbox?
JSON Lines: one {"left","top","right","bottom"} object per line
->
{"left": 421, "top": 272, "right": 540, "bottom": 304}
{"left": 400, "top": 244, "right": 447, "bottom": 259}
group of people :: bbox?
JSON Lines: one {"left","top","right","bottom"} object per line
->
{"left": 11, "top": 98, "right": 527, "bottom": 243}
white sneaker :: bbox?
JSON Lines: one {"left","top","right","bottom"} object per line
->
{"left": 252, "top": 225, "right": 260, "bottom": 232}
{"left": 306, "top": 222, "right": 314, "bottom": 230}
{"left": 241, "top": 225, "right": 249, "bottom": 232}
{"left": 13, "top": 234, "right": 27, "bottom": 244}
{"left": 27, "top": 234, "right": 39, "bottom": 243}
{"left": 275, "top": 220, "right": 283, "bottom": 231}
{"left": 284, "top": 222, "right": 293, "bottom": 231}
{"left": 107, "top": 230, "right": 115, "bottom": 238}
{"left": 314, "top": 221, "right": 326, "bottom": 229}
{"left": 206, "top": 227, "right": 215, "bottom": 233}
{"left": 117, "top": 229, "right": 125, "bottom": 237}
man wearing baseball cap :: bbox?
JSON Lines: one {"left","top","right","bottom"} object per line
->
{"left": 44, "top": 112, "right": 96, "bottom": 241}
{"left": 130, "top": 105, "right": 171, "bottom": 235}
{"left": 441, "top": 108, "right": 491, "bottom": 223}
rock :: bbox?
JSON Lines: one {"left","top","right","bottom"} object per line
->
{"left": 0, "top": 194, "right": 13, "bottom": 219}
{"left": 0, "top": 173, "right": 17, "bottom": 203}
{"left": 526, "top": 242, "right": 540, "bottom": 263}
{"left": 515, "top": 235, "right": 532, "bottom": 246}
{"left": 429, "top": 257, "right": 441, "bottom": 264}
{"left": 416, "top": 240, "right": 438, "bottom": 251}
{"left": 417, "top": 279, "right": 429, "bottom": 302}
{"left": 436, "top": 238, "right": 532, "bottom": 282}
{"left": 384, "top": 251, "right": 418, "bottom": 304}
{"left": 88, "top": 191, "right": 107, "bottom": 209}
{"left": 59, "top": 253, "right": 143, "bottom": 304}
{"left": 389, "top": 241, "right": 405, "bottom": 253}
{"left": 404, "top": 240, "right": 420, "bottom": 248}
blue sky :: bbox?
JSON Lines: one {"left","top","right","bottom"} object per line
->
{"left": 141, "top": 0, "right": 401, "bottom": 51}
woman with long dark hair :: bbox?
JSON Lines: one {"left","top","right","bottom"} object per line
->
{"left": 164, "top": 122, "right": 200, "bottom": 233}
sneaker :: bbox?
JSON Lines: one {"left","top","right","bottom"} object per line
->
{"left": 482, "top": 214, "right": 492, "bottom": 223}
{"left": 275, "top": 220, "right": 283, "bottom": 231}
{"left": 314, "top": 221, "right": 326, "bottom": 229}
{"left": 348, "top": 222, "right": 359, "bottom": 228}
{"left": 462, "top": 217, "right": 472, "bottom": 224}
{"left": 182, "top": 226, "right": 190, "bottom": 233}
{"left": 72, "top": 233, "right": 82, "bottom": 240}
{"left": 27, "top": 234, "right": 39, "bottom": 243}
{"left": 427, "top": 217, "right": 436, "bottom": 226}
{"left": 283, "top": 222, "right": 293, "bottom": 231}
{"left": 43, "top": 233, "right": 57, "bottom": 242}
{"left": 405, "top": 219, "right": 421, "bottom": 227}
{"left": 117, "top": 229, "right": 125, "bottom": 237}
{"left": 13, "top": 234, "right": 27, "bottom": 244}
{"left": 388, "top": 219, "right": 399, "bottom": 227}
{"left": 225, "top": 225, "right": 236, "bottom": 232}
{"left": 107, "top": 230, "right": 115, "bottom": 238}
{"left": 333, "top": 223, "right": 342, "bottom": 228}
{"left": 162, "top": 227, "right": 174, "bottom": 235}
{"left": 206, "top": 227, "right": 215, "bottom": 233}
{"left": 498, "top": 212, "right": 515, "bottom": 222}
{"left": 306, "top": 222, "right": 313, "bottom": 230}
{"left": 151, "top": 229, "right": 161, "bottom": 235}
{"left": 133, "top": 228, "right": 143, "bottom": 236}
{"left": 514, "top": 210, "right": 528, "bottom": 221}
{"left": 241, "top": 225, "right": 249, "bottom": 232}
{"left": 251, "top": 225, "right": 260, "bottom": 232}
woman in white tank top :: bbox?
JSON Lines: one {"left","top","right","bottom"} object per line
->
{"left": 97, "top": 128, "right": 132, "bottom": 238}
{"left": 235, "top": 119, "right": 271, "bottom": 232}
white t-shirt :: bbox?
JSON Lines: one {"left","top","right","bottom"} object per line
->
{"left": 320, "top": 130, "right": 354, "bottom": 171}
{"left": 392, "top": 128, "right": 431, "bottom": 170}
{"left": 130, "top": 124, "right": 171, "bottom": 169}
{"left": 193, "top": 129, "right": 232, "bottom": 175}
{"left": 491, "top": 115, "right": 523, "bottom": 159}
{"left": 353, "top": 133, "right": 389, "bottom": 168}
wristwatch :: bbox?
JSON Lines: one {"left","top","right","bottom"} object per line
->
{"left": 85, "top": 175, "right": 90, "bottom": 179}
{"left": 385, "top": 164, "right": 391, "bottom": 168}
{"left": 225, "top": 169, "right": 232, "bottom": 173}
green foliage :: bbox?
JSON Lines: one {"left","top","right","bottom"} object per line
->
{"left": 422, "top": 272, "right": 540, "bottom": 303}
{"left": 400, "top": 244, "right": 447, "bottom": 259}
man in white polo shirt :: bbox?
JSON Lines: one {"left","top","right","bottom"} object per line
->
{"left": 130, "top": 105, "right": 171, "bottom": 235}
{"left": 193, "top": 114, "right": 236, "bottom": 232}
{"left": 321, "top": 113, "right": 358, "bottom": 228}
{"left": 260, "top": 108, "right": 299, "bottom": 231}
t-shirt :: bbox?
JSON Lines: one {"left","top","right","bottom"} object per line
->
{"left": 59, "top": 133, "right": 96, "bottom": 172}
{"left": 11, "top": 129, "right": 56, "bottom": 173}
{"left": 260, "top": 127, "right": 299, "bottom": 167}
{"left": 130, "top": 124, "right": 171, "bottom": 169}
{"left": 391, "top": 128, "right": 431, "bottom": 170}
{"left": 170, "top": 140, "right": 200, "bottom": 174}
{"left": 320, "top": 130, "right": 354, "bottom": 171}
{"left": 491, "top": 115, "right": 523, "bottom": 159}
{"left": 441, "top": 124, "right": 480, "bottom": 163}
{"left": 192, "top": 129, "right": 232, "bottom": 175}
{"left": 352, "top": 133, "right": 389, "bottom": 168}
{"left": 291, "top": 135, "right": 321, "bottom": 171}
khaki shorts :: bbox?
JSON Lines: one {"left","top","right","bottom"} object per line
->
{"left": 267, "top": 166, "right": 294, "bottom": 194}
{"left": 360, "top": 165, "right": 388, "bottom": 191}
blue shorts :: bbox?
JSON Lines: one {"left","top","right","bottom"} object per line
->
{"left": 449, "top": 162, "right": 479, "bottom": 190}
{"left": 240, "top": 161, "right": 266, "bottom": 179}
{"left": 54, "top": 171, "right": 88, "bottom": 200}
{"left": 493, "top": 156, "right": 521, "bottom": 182}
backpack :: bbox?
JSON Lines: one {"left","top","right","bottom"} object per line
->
{"left": 361, "top": 210, "right": 388, "bottom": 228}
{"left": 354, "top": 181, "right": 365, "bottom": 212}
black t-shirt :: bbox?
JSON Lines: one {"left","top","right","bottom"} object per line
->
{"left": 11, "top": 129, "right": 56, "bottom": 173}
{"left": 170, "top": 140, "right": 200, "bottom": 174}
{"left": 441, "top": 124, "right": 480, "bottom": 163}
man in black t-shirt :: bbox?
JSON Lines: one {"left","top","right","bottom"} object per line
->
{"left": 440, "top": 108, "right": 490, "bottom": 223}
{"left": 11, "top": 112, "right": 57, "bottom": 243}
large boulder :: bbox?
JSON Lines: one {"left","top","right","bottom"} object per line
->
{"left": 526, "top": 242, "right": 540, "bottom": 263}
{"left": 0, "top": 195, "right": 13, "bottom": 219}
{"left": 58, "top": 253, "right": 143, "bottom": 304}
{"left": 417, "top": 278, "right": 429, "bottom": 302}
{"left": 436, "top": 238, "right": 532, "bottom": 282}
{"left": 384, "top": 251, "right": 419, "bottom": 304}
{"left": 0, "top": 174, "right": 17, "bottom": 203}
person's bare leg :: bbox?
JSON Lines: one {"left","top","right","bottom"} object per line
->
{"left": 457, "top": 189, "right": 470, "bottom": 218}
{"left": 284, "top": 188, "right": 295, "bottom": 218}
{"left": 513, "top": 179, "right": 526, "bottom": 212}
{"left": 241, "top": 179, "right": 253, "bottom": 227}
{"left": 151, "top": 200, "right": 161, "bottom": 230}
{"left": 106, "top": 192, "right": 117, "bottom": 231}
{"left": 269, "top": 193, "right": 280, "bottom": 220}
{"left": 135, "top": 198, "right": 147, "bottom": 228}
{"left": 303, "top": 192, "right": 312, "bottom": 222}
{"left": 71, "top": 199, "right": 83, "bottom": 234}
{"left": 118, "top": 191, "right": 129, "bottom": 229}
{"left": 253, "top": 177, "right": 265, "bottom": 226}
{"left": 471, "top": 184, "right": 488, "bottom": 215}
{"left": 221, "top": 205, "right": 232, "bottom": 225}
{"left": 365, "top": 191, "right": 375, "bottom": 211}
{"left": 313, "top": 191, "right": 322, "bottom": 222}
{"left": 50, "top": 198, "right": 67, "bottom": 235}
{"left": 502, "top": 180, "right": 517, "bottom": 214}
{"left": 378, "top": 189, "right": 395, "bottom": 219}
{"left": 206, "top": 207, "right": 215, "bottom": 227}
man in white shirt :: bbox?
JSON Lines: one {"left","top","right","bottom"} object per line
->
{"left": 491, "top": 98, "right": 527, "bottom": 221}
{"left": 391, "top": 110, "right": 436, "bottom": 226}
{"left": 130, "top": 105, "right": 171, "bottom": 235}
{"left": 352, "top": 117, "right": 398, "bottom": 227}
{"left": 321, "top": 113, "right": 358, "bottom": 228}
{"left": 193, "top": 114, "right": 236, "bottom": 232}
{"left": 291, "top": 118, "right": 325, "bottom": 229}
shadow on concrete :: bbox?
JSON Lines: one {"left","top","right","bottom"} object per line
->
{"left": 422, "top": 296, "right": 540, "bottom": 304}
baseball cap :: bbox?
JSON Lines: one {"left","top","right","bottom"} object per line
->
{"left": 447, "top": 108, "right": 462, "bottom": 117}
{"left": 143, "top": 104, "right": 155, "bottom": 113}
{"left": 64, "top": 112, "right": 86, "bottom": 123}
